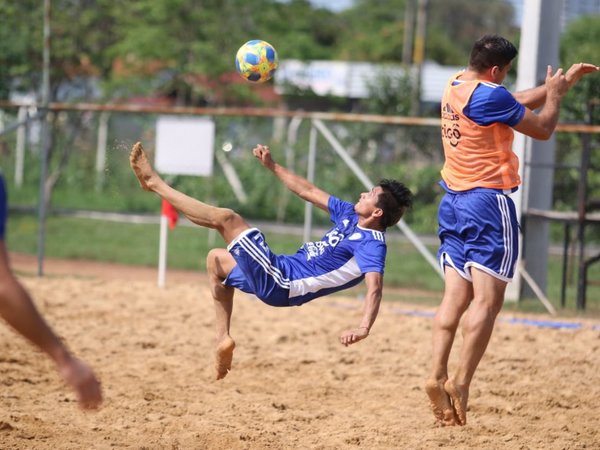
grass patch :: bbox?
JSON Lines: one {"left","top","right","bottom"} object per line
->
{"left": 6, "top": 212, "right": 600, "bottom": 318}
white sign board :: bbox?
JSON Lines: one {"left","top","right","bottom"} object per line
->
{"left": 155, "top": 116, "right": 215, "bottom": 176}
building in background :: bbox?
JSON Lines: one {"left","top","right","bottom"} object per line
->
{"left": 275, "top": 59, "right": 462, "bottom": 106}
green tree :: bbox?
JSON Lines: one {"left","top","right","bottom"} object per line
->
{"left": 554, "top": 15, "right": 600, "bottom": 223}
{"left": 335, "top": 0, "right": 408, "bottom": 62}
{"left": 0, "top": 0, "right": 43, "bottom": 98}
{"left": 0, "top": 0, "right": 122, "bottom": 101}
{"left": 105, "top": 0, "right": 343, "bottom": 104}
{"left": 426, "top": 0, "right": 518, "bottom": 65}
{"left": 560, "top": 15, "right": 600, "bottom": 123}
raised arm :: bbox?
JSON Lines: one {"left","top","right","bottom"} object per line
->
{"left": 512, "top": 65, "right": 568, "bottom": 140}
{"left": 513, "top": 62, "right": 599, "bottom": 110}
{"left": 253, "top": 144, "right": 330, "bottom": 212}
{"left": 512, "top": 84, "right": 547, "bottom": 110}
{"left": 339, "top": 272, "right": 383, "bottom": 346}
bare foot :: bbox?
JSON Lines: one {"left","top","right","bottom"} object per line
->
{"left": 129, "top": 142, "right": 156, "bottom": 191}
{"left": 425, "top": 378, "right": 456, "bottom": 426}
{"left": 215, "top": 336, "right": 236, "bottom": 380}
{"left": 58, "top": 357, "right": 103, "bottom": 410}
{"left": 444, "top": 379, "right": 468, "bottom": 426}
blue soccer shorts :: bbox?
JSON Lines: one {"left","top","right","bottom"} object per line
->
{"left": 223, "top": 228, "right": 291, "bottom": 307}
{"left": 437, "top": 189, "right": 519, "bottom": 282}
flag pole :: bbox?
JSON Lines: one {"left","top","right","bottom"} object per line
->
{"left": 158, "top": 214, "right": 168, "bottom": 288}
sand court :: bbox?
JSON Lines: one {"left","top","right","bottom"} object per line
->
{"left": 1, "top": 255, "right": 599, "bottom": 449}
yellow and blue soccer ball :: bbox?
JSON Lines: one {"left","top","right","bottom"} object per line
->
{"left": 235, "top": 40, "right": 278, "bottom": 83}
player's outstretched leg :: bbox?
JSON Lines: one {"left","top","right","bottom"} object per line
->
{"left": 425, "top": 378, "right": 457, "bottom": 426}
{"left": 0, "top": 255, "right": 103, "bottom": 410}
{"left": 444, "top": 379, "right": 468, "bottom": 425}
{"left": 129, "top": 142, "right": 250, "bottom": 243}
{"left": 129, "top": 142, "right": 156, "bottom": 191}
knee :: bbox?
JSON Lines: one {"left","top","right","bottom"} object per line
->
{"left": 434, "top": 311, "right": 461, "bottom": 332}
{"left": 206, "top": 248, "right": 235, "bottom": 281}
{"left": 471, "top": 294, "right": 503, "bottom": 317}
{"left": 434, "top": 295, "right": 470, "bottom": 331}
{"left": 206, "top": 249, "right": 224, "bottom": 275}
{"left": 215, "top": 208, "right": 241, "bottom": 226}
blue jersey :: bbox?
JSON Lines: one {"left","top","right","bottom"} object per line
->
{"left": 453, "top": 80, "right": 525, "bottom": 126}
{"left": 224, "top": 196, "right": 387, "bottom": 307}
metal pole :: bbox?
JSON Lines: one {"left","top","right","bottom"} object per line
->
{"left": 37, "top": 0, "right": 51, "bottom": 276}
{"left": 411, "top": 0, "right": 428, "bottom": 116}
{"left": 95, "top": 111, "right": 109, "bottom": 191}
{"left": 15, "top": 107, "right": 27, "bottom": 187}
{"left": 157, "top": 215, "right": 168, "bottom": 289}
{"left": 303, "top": 124, "right": 317, "bottom": 243}
{"left": 509, "top": 0, "right": 561, "bottom": 301}
{"left": 560, "top": 222, "right": 570, "bottom": 308}
{"left": 402, "top": 0, "right": 415, "bottom": 65}
{"left": 576, "top": 131, "right": 591, "bottom": 309}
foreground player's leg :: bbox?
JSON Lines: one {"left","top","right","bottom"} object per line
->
{"left": 207, "top": 249, "right": 237, "bottom": 380}
{"left": 0, "top": 243, "right": 102, "bottom": 409}
{"left": 129, "top": 142, "right": 249, "bottom": 243}
{"left": 57, "top": 355, "right": 103, "bottom": 409}
{"left": 447, "top": 268, "right": 507, "bottom": 425}
{"left": 426, "top": 268, "right": 472, "bottom": 426}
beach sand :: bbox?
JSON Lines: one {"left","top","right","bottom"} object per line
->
{"left": 1, "top": 253, "right": 599, "bottom": 449}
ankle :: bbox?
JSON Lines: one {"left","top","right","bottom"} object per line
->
{"left": 428, "top": 372, "right": 448, "bottom": 384}
{"left": 448, "top": 377, "right": 469, "bottom": 391}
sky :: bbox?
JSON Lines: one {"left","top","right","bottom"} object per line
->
{"left": 309, "top": 0, "right": 354, "bottom": 10}
{"left": 307, "top": 0, "right": 522, "bottom": 21}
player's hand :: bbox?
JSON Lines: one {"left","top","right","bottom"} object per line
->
{"left": 545, "top": 65, "right": 569, "bottom": 98}
{"left": 252, "top": 144, "right": 275, "bottom": 169}
{"left": 565, "top": 62, "right": 599, "bottom": 88}
{"left": 339, "top": 327, "right": 369, "bottom": 347}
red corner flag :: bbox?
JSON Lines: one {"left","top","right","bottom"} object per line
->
{"left": 161, "top": 199, "right": 179, "bottom": 229}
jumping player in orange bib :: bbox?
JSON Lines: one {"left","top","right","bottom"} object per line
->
{"left": 425, "top": 35, "right": 598, "bottom": 426}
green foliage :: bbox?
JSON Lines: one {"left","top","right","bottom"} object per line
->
{"left": 425, "top": 0, "right": 518, "bottom": 65}
{"left": 0, "top": 0, "right": 43, "bottom": 97}
{"left": 335, "top": 0, "right": 407, "bottom": 62}
{"left": 553, "top": 15, "right": 600, "bottom": 241}
{"left": 2, "top": 0, "right": 523, "bottom": 104}
{"left": 560, "top": 15, "right": 600, "bottom": 123}
{"left": 363, "top": 68, "right": 414, "bottom": 115}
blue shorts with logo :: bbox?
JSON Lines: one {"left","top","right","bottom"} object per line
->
{"left": 437, "top": 186, "right": 519, "bottom": 282}
{"left": 223, "top": 228, "right": 291, "bottom": 307}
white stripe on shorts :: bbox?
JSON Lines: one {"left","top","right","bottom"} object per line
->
{"left": 496, "top": 194, "right": 513, "bottom": 277}
{"left": 237, "top": 234, "right": 291, "bottom": 289}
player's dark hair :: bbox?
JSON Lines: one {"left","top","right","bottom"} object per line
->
{"left": 469, "top": 35, "right": 518, "bottom": 72}
{"left": 376, "top": 179, "right": 413, "bottom": 229}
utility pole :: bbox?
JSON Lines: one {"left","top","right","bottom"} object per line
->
{"left": 402, "top": 0, "right": 416, "bottom": 65}
{"left": 507, "top": 0, "right": 561, "bottom": 300}
{"left": 411, "top": 0, "right": 428, "bottom": 116}
{"left": 37, "top": 0, "right": 51, "bottom": 276}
